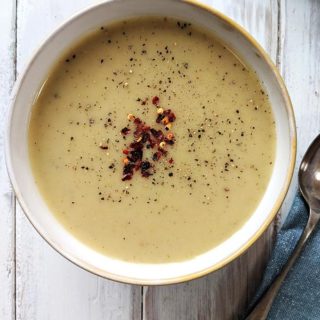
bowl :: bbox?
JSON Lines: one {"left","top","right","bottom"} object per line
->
{"left": 5, "top": 0, "right": 296, "bottom": 285}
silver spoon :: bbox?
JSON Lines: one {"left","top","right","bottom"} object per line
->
{"left": 246, "top": 134, "right": 320, "bottom": 320}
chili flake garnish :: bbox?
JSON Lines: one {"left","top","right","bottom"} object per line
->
{"left": 152, "top": 96, "right": 160, "bottom": 106}
{"left": 117, "top": 96, "right": 176, "bottom": 181}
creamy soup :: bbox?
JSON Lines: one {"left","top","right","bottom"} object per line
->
{"left": 29, "top": 18, "right": 275, "bottom": 263}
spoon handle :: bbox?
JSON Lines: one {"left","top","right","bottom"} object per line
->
{"left": 246, "top": 209, "right": 320, "bottom": 320}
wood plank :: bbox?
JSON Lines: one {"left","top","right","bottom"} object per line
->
{"left": 144, "top": 225, "right": 274, "bottom": 320}
{"left": 281, "top": 0, "right": 320, "bottom": 157}
{"left": 15, "top": 1, "right": 141, "bottom": 319}
{"left": 211, "top": 0, "right": 278, "bottom": 62}
{"left": 278, "top": 0, "right": 320, "bottom": 223}
{"left": 144, "top": 1, "right": 279, "bottom": 319}
{"left": 0, "top": 1, "right": 17, "bottom": 319}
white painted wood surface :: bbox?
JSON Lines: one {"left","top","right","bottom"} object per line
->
{"left": 0, "top": 1, "right": 16, "bottom": 319}
{"left": 1, "top": 0, "right": 319, "bottom": 319}
{"left": 277, "top": 0, "right": 320, "bottom": 224}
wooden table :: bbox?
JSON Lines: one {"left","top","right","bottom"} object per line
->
{"left": 1, "top": 0, "right": 319, "bottom": 319}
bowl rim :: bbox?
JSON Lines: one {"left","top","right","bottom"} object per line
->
{"left": 5, "top": 0, "right": 297, "bottom": 285}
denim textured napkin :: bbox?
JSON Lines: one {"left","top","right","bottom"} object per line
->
{"left": 248, "top": 193, "right": 320, "bottom": 319}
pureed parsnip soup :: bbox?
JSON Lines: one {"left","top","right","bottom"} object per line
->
{"left": 29, "top": 18, "right": 275, "bottom": 263}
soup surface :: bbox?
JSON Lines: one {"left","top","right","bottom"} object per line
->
{"left": 29, "top": 18, "right": 275, "bottom": 263}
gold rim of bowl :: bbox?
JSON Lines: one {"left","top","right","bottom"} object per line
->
{"left": 6, "top": 0, "right": 297, "bottom": 285}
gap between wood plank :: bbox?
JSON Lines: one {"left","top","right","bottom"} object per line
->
{"left": 0, "top": 0, "right": 18, "bottom": 317}
{"left": 141, "top": 286, "right": 143, "bottom": 320}
{"left": 276, "top": 0, "right": 299, "bottom": 225}
{"left": 13, "top": 1, "right": 18, "bottom": 320}
{"left": 276, "top": 0, "right": 281, "bottom": 68}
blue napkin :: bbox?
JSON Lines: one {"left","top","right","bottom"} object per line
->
{"left": 248, "top": 193, "right": 320, "bottom": 319}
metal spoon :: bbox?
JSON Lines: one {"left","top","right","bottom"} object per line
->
{"left": 246, "top": 134, "right": 320, "bottom": 320}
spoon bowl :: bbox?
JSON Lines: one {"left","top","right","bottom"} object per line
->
{"left": 299, "top": 134, "right": 320, "bottom": 213}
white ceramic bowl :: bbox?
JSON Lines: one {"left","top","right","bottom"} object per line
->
{"left": 6, "top": 0, "right": 296, "bottom": 285}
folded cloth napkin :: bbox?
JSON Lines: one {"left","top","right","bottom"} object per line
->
{"left": 248, "top": 193, "right": 320, "bottom": 319}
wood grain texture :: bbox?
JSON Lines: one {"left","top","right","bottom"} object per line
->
{"left": 2, "top": 0, "right": 317, "bottom": 319}
{"left": 144, "top": 224, "right": 274, "bottom": 320}
{"left": 210, "top": 0, "right": 278, "bottom": 62}
{"left": 281, "top": 0, "right": 320, "bottom": 156}
{"left": 277, "top": 0, "right": 320, "bottom": 224}
{"left": 15, "top": 1, "right": 141, "bottom": 319}
{"left": 0, "top": 0, "right": 16, "bottom": 319}
{"left": 144, "top": 1, "right": 279, "bottom": 319}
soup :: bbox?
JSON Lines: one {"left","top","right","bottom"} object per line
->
{"left": 29, "top": 18, "right": 275, "bottom": 263}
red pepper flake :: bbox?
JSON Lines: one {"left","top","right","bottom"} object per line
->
{"left": 156, "top": 113, "right": 165, "bottom": 124}
{"left": 152, "top": 151, "right": 162, "bottom": 161}
{"left": 134, "top": 118, "right": 142, "bottom": 125}
{"left": 150, "top": 128, "right": 164, "bottom": 140}
{"left": 122, "top": 174, "right": 132, "bottom": 181}
{"left": 141, "top": 161, "right": 151, "bottom": 174}
{"left": 122, "top": 149, "right": 129, "bottom": 155}
{"left": 158, "top": 147, "right": 167, "bottom": 156}
{"left": 129, "top": 141, "right": 143, "bottom": 150}
{"left": 165, "top": 137, "right": 175, "bottom": 145}
{"left": 152, "top": 96, "right": 160, "bottom": 106}
{"left": 128, "top": 149, "right": 143, "bottom": 162}
{"left": 168, "top": 158, "right": 174, "bottom": 164}
{"left": 141, "top": 132, "right": 150, "bottom": 143}
{"left": 122, "top": 163, "right": 135, "bottom": 181}
{"left": 164, "top": 109, "right": 176, "bottom": 123}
